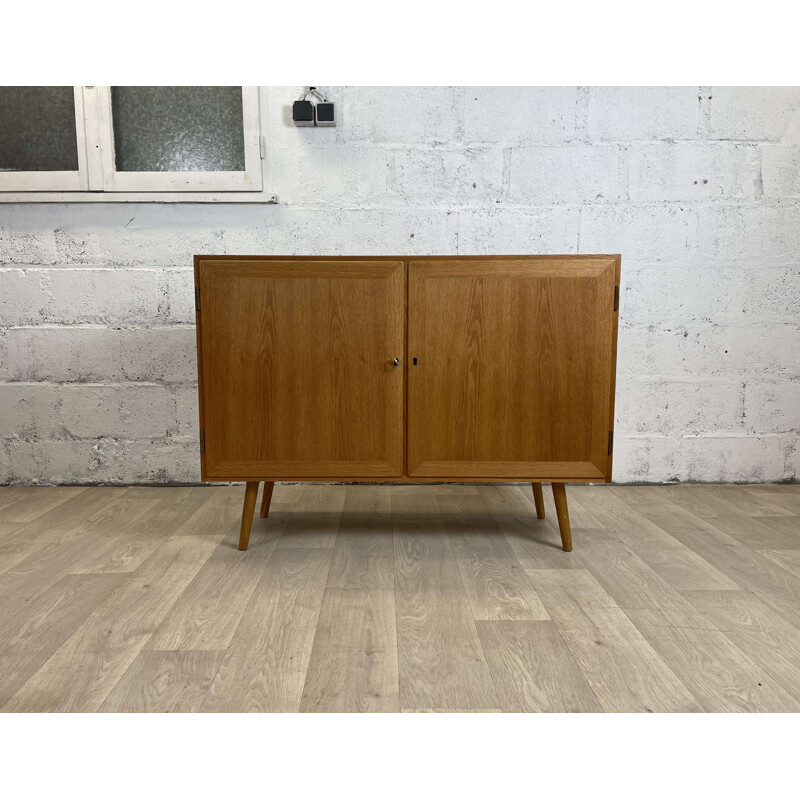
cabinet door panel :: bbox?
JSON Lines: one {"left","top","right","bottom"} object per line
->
{"left": 197, "top": 259, "right": 405, "bottom": 479}
{"left": 407, "top": 257, "right": 618, "bottom": 480}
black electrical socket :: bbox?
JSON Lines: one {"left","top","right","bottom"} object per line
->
{"left": 292, "top": 100, "right": 315, "bottom": 126}
{"left": 315, "top": 101, "right": 336, "bottom": 127}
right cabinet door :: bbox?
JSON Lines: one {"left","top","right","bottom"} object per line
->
{"left": 407, "top": 257, "right": 619, "bottom": 480}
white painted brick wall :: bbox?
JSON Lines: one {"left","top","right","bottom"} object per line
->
{"left": 1, "top": 86, "right": 799, "bottom": 484}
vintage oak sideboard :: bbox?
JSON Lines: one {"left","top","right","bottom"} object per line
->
{"left": 194, "top": 255, "right": 621, "bottom": 551}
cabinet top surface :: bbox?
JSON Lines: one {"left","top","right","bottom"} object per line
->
{"left": 195, "top": 254, "right": 620, "bottom": 262}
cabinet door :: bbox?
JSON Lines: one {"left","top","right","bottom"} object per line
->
{"left": 197, "top": 259, "right": 405, "bottom": 479}
{"left": 408, "top": 257, "right": 619, "bottom": 480}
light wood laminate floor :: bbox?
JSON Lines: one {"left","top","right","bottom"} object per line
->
{"left": 0, "top": 483, "right": 797, "bottom": 713}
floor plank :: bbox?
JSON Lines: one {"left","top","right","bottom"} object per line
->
{"left": 567, "top": 527, "right": 720, "bottom": 629}
{"left": 526, "top": 569, "right": 702, "bottom": 712}
{"left": 626, "top": 608, "right": 799, "bottom": 713}
{"left": 573, "top": 487, "right": 740, "bottom": 592}
{"left": 327, "top": 487, "right": 394, "bottom": 589}
{"left": 72, "top": 490, "right": 212, "bottom": 574}
{"left": 438, "top": 492, "right": 549, "bottom": 620}
{"left": 0, "top": 573, "right": 127, "bottom": 707}
{"left": 477, "top": 621, "right": 602, "bottom": 712}
{"left": 480, "top": 485, "right": 584, "bottom": 570}
{"left": 276, "top": 484, "right": 346, "bottom": 550}
{"left": 98, "top": 650, "right": 224, "bottom": 712}
{"left": 201, "top": 548, "right": 332, "bottom": 712}
{"left": 0, "top": 495, "right": 162, "bottom": 609}
{"left": 2, "top": 534, "right": 219, "bottom": 712}
{"left": 393, "top": 502, "right": 499, "bottom": 712}
{"left": 642, "top": 504, "right": 800, "bottom": 627}
{"left": 693, "top": 511, "right": 798, "bottom": 551}
{"left": 756, "top": 515, "right": 799, "bottom": 540}
{"left": 300, "top": 588, "right": 399, "bottom": 712}
{"left": 680, "top": 589, "right": 800, "bottom": 701}
{"left": 738, "top": 486, "right": 798, "bottom": 514}
{"left": 145, "top": 529, "right": 280, "bottom": 651}
{"left": 757, "top": 549, "right": 799, "bottom": 577}
{"left": 663, "top": 484, "right": 795, "bottom": 519}
{"left": 0, "top": 486, "right": 87, "bottom": 523}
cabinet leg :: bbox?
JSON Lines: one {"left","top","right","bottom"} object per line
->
{"left": 260, "top": 481, "right": 275, "bottom": 518}
{"left": 531, "top": 482, "right": 545, "bottom": 519}
{"left": 238, "top": 481, "right": 259, "bottom": 551}
{"left": 551, "top": 483, "right": 572, "bottom": 552}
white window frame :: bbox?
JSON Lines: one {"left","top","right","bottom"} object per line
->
{"left": 0, "top": 87, "right": 90, "bottom": 191}
{"left": 0, "top": 86, "right": 268, "bottom": 201}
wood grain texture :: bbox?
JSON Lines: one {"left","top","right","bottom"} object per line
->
{"left": 0, "top": 573, "right": 127, "bottom": 707}
{"left": 200, "top": 548, "right": 332, "bottom": 712}
{"left": 327, "top": 486, "right": 394, "bottom": 589}
{"left": 643, "top": 504, "right": 800, "bottom": 627}
{"left": 551, "top": 483, "right": 573, "bottom": 551}
{"left": 72, "top": 490, "right": 212, "bottom": 574}
{"left": 276, "top": 484, "right": 346, "bottom": 550}
{"left": 531, "top": 483, "right": 545, "bottom": 519}
{"left": 98, "top": 650, "right": 225, "bottom": 713}
{"left": 300, "top": 589, "right": 399, "bottom": 712}
{"left": 3, "top": 534, "right": 219, "bottom": 712}
{"left": 756, "top": 515, "right": 800, "bottom": 539}
{"left": 407, "top": 257, "right": 617, "bottom": 480}
{"left": 1, "top": 484, "right": 797, "bottom": 713}
{"left": 393, "top": 505, "right": 499, "bottom": 711}
{"left": 626, "top": 608, "right": 799, "bottom": 713}
{"left": 437, "top": 491, "right": 549, "bottom": 620}
{"left": 757, "top": 549, "right": 799, "bottom": 576}
{"left": 477, "top": 621, "right": 602, "bottom": 712}
{"left": 197, "top": 258, "right": 405, "bottom": 479}
{"left": 0, "top": 487, "right": 87, "bottom": 523}
{"left": 238, "top": 481, "right": 259, "bottom": 550}
{"left": 680, "top": 589, "right": 800, "bottom": 701}
{"left": 145, "top": 531, "right": 280, "bottom": 651}
{"left": 480, "top": 485, "right": 584, "bottom": 570}
{"left": 195, "top": 255, "right": 619, "bottom": 485}
{"left": 526, "top": 569, "right": 702, "bottom": 712}
{"left": 571, "top": 487, "right": 741, "bottom": 591}
{"left": 260, "top": 482, "right": 274, "bottom": 518}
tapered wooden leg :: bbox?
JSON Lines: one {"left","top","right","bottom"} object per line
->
{"left": 531, "top": 482, "right": 545, "bottom": 519}
{"left": 260, "top": 481, "right": 275, "bottom": 518}
{"left": 238, "top": 481, "right": 259, "bottom": 551}
{"left": 551, "top": 482, "right": 572, "bottom": 552}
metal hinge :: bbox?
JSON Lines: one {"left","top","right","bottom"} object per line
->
{"left": 608, "top": 430, "right": 614, "bottom": 455}
{"left": 259, "top": 135, "right": 267, "bottom": 159}
{"left": 199, "top": 430, "right": 205, "bottom": 453}
{"left": 613, "top": 285, "right": 620, "bottom": 311}
{"left": 195, "top": 285, "right": 201, "bottom": 312}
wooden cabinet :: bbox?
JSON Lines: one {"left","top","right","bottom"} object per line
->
{"left": 195, "top": 255, "right": 621, "bottom": 552}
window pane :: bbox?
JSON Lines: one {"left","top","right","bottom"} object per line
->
{"left": 111, "top": 87, "right": 245, "bottom": 172}
{"left": 0, "top": 87, "right": 79, "bottom": 171}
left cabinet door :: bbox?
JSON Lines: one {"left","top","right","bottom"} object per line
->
{"left": 196, "top": 259, "right": 405, "bottom": 479}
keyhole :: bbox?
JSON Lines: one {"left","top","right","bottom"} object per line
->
{"left": 413, "top": 357, "right": 418, "bottom": 365}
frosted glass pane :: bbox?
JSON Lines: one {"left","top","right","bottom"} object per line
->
{"left": 0, "top": 87, "right": 79, "bottom": 171}
{"left": 111, "top": 87, "right": 245, "bottom": 172}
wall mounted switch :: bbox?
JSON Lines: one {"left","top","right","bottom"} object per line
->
{"left": 292, "top": 100, "right": 315, "bottom": 126}
{"left": 315, "top": 101, "right": 336, "bottom": 127}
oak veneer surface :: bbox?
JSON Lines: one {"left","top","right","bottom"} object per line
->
{"left": 194, "top": 255, "right": 620, "bottom": 482}
{"left": 408, "top": 257, "right": 618, "bottom": 479}
{"left": 196, "top": 259, "right": 405, "bottom": 479}
{"left": 1, "top": 483, "right": 797, "bottom": 713}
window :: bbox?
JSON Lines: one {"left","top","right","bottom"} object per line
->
{"left": 0, "top": 87, "right": 89, "bottom": 190}
{"left": 0, "top": 86, "right": 263, "bottom": 198}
